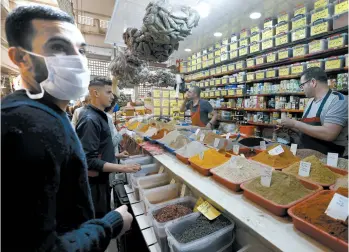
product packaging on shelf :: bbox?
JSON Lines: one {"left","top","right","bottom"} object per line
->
{"left": 255, "top": 70, "right": 266, "bottom": 80}
{"left": 275, "top": 32, "right": 291, "bottom": 46}
{"left": 227, "top": 63, "right": 235, "bottom": 71}
{"left": 235, "top": 60, "right": 246, "bottom": 70}
{"left": 291, "top": 25, "right": 310, "bottom": 42}
{"left": 264, "top": 17, "right": 276, "bottom": 28}
{"left": 310, "top": 4, "right": 333, "bottom": 23}
{"left": 262, "top": 26, "right": 275, "bottom": 40}
{"left": 310, "top": 18, "right": 333, "bottom": 37}
{"left": 327, "top": 33, "right": 348, "bottom": 49}
{"left": 221, "top": 65, "right": 228, "bottom": 74}
{"left": 230, "top": 33, "right": 239, "bottom": 42}
{"left": 293, "top": 44, "right": 309, "bottom": 57}
{"left": 308, "top": 39, "right": 327, "bottom": 54}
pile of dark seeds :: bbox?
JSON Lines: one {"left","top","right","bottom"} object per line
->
{"left": 154, "top": 204, "right": 192, "bottom": 223}
{"left": 174, "top": 215, "right": 231, "bottom": 243}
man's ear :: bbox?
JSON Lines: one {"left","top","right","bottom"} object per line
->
{"left": 8, "top": 47, "right": 31, "bottom": 69}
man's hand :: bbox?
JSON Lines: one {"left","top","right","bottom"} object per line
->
{"left": 115, "top": 205, "right": 133, "bottom": 237}
{"left": 120, "top": 164, "right": 141, "bottom": 173}
{"left": 279, "top": 118, "right": 297, "bottom": 128}
{"left": 184, "top": 91, "right": 190, "bottom": 101}
{"left": 116, "top": 150, "right": 129, "bottom": 159}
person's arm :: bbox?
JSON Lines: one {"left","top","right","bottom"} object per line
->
{"left": 293, "top": 121, "right": 343, "bottom": 141}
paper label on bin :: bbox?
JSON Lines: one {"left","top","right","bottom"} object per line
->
{"left": 314, "top": 0, "right": 327, "bottom": 10}
{"left": 325, "top": 59, "right": 341, "bottom": 70}
{"left": 213, "top": 138, "right": 220, "bottom": 148}
{"left": 226, "top": 133, "right": 231, "bottom": 140}
{"left": 325, "top": 193, "right": 349, "bottom": 221}
{"left": 327, "top": 153, "right": 339, "bottom": 167}
{"left": 290, "top": 144, "right": 298, "bottom": 155}
{"left": 335, "top": 1, "right": 348, "bottom": 15}
{"left": 180, "top": 184, "right": 187, "bottom": 197}
{"left": 328, "top": 37, "right": 344, "bottom": 49}
{"left": 233, "top": 145, "right": 240, "bottom": 155}
{"left": 195, "top": 129, "right": 200, "bottom": 135}
{"left": 268, "top": 145, "right": 284, "bottom": 156}
{"left": 158, "top": 166, "right": 165, "bottom": 174}
{"left": 170, "top": 178, "right": 176, "bottom": 184}
{"left": 261, "top": 166, "right": 273, "bottom": 187}
{"left": 199, "top": 134, "right": 205, "bottom": 142}
{"left": 193, "top": 197, "right": 205, "bottom": 212}
{"left": 197, "top": 201, "right": 221, "bottom": 220}
{"left": 298, "top": 161, "right": 311, "bottom": 177}
{"left": 260, "top": 141, "right": 267, "bottom": 150}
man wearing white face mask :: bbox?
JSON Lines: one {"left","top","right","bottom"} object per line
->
{"left": 1, "top": 5, "right": 133, "bottom": 251}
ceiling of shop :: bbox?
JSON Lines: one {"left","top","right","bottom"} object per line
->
{"left": 105, "top": 0, "right": 315, "bottom": 60}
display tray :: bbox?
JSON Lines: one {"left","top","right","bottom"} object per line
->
{"left": 288, "top": 191, "right": 348, "bottom": 252}
{"left": 176, "top": 153, "right": 190, "bottom": 164}
{"left": 163, "top": 145, "right": 176, "bottom": 154}
{"left": 189, "top": 161, "right": 213, "bottom": 176}
{"left": 225, "top": 147, "right": 263, "bottom": 158}
{"left": 283, "top": 165, "right": 348, "bottom": 188}
{"left": 240, "top": 179, "right": 323, "bottom": 216}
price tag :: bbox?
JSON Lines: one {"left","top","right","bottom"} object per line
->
{"left": 250, "top": 43, "right": 260, "bottom": 53}
{"left": 153, "top": 90, "right": 161, "bottom": 98}
{"left": 262, "top": 39, "right": 273, "bottom": 50}
{"left": 335, "top": 1, "right": 348, "bottom": 15}
{"left": 199, "top": 151, "right": 204, "bottom": 160}
{"left": 250, "top": 33, "right": 260, "bottom": 43}
{"left": 314, "top": 0, "right": 328, "bottom": 10}
{"left": 193, "top": 197, "right": 205, "bottom": 212}
{"left": 262, "top": 28, "right": 274, "bottom": 40}
{"left": 292, "top": 65, "right": 304, "bottom": 74}
{"left": 311, "top": 22, "right": 328, "bottom": 36}
{"left": 197, "top": 201, "right": 221, "bottom": 220}
{"left": 261, "top": 166, "right": 273, "bottom": 187}
{"left": 233, "top": 145, "right": 240, "bottom": 154}
{"left": 230, "top": 42, "right": 238, "bottom": 50}
{"left": 298, "top": 161, "right": 311, "bottom": 177}
{"left": 226, "top": 133, "right": 231, "bottom": 140}
{"left": 213, "top": 138, "right": 221, "bottom": 148}
{"left": 240, "top": 38, "right": 248, "bottom": 47}
{"left": 158, "top": 166, "right": 165, "bottom": 174}
{"left": 275, "top": 34, "right": 288, "bottom": 46}
{"left": 247, "top": 73, "right": 255, "bottom": 81}
{"left": 328, "top": 37, "right": 344, "bottom": 49}
{"left": 170, "top": 178, "right": 176, "bottom": 184}
{"left": 239, "top": 47, "right": 248, "bottom": 56}
{"left": 294, "top": 6, "right": 306, "bottom": 16}
{"left": 279, "top": 67, "right": 290, "bottom": 76}
{"left": 266, "top": 70, "right": 276, "bottom": 78}
{"left": 180, "top": 184, "right": 187, "bottom": 197}
{"left": 267, "top": 53, "right": 276, "bottom": 63}
{"left": 307, "top": 61, "right": 322, "bottom": 68}
{"left": 195, "top": 129, "right": 201, "bottom": 135}
{"left": 325, "top": 59, "right": 341, "bottom": 70}
{"left": 327, "top": 153, "right": 339, "bottom": 167}
{"left": 325, "top": 193, "right": 349, "bottom": 221}
{"left": 294, "top": 46, "right": 306, "bottom": 57}
{"left": 200, "top": 134, "right": 205, "bottom": 142}
{"left": 260, "top": 141, "right": 267, "bottom": 150}
{"left": 290, "top": 144, "right": 298, "bottom": 155}
{"left": 256, "top": 57, "right": 265, "bottom": 65}
{"left": 311, "top": 9, "right": 329, "bottom": 23}
{"left": 276, "top": 23, "right": 289, "bottom": 35}
{"left": 268, "top": 145, "right": 284, "bottom": 155}
{"left": 230, "top": 50, "right": 238, "bottom": 58}
{"left": 256, "top": 72, "right": 265, "bottom": 79}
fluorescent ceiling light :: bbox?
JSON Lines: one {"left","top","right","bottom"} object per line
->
{"left": 214, "top": 32, "right": 222, "bottom": 37}
{"left": 184, "top": 48, "right": 192, "bottom": 52}
{"left": 250, "top": 12, "right": 261, "bottom": 19}
{"left": 195, "top": 2, "right": 210, "bottom": 18}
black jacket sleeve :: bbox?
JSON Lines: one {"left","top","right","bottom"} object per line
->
{"left": 76, "top": 117, "right": 106, "bottom": 172}
{"left": 1, "top": 108, "right": 123, "bottom": 251}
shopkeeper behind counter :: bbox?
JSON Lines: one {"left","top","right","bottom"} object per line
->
{"left": 180, "top": 86, "right": 218, "bottom": 128}
{"left": 279, "top": 67, "right": 348, "bottom": 157}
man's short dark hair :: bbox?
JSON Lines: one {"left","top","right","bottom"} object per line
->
{"left": 301, "top": 67, "right": 328, "bottom": 83}
{"left": 5, "top": 5, "right": 74, "bottom": 50}
{"left": 89, "top": 77, "right": 112, "bottom": 87}
{"left": 191, "top": 86, "right": 201, "bottom": 97}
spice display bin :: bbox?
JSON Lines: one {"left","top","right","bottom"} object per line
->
{"left": 325, "top": 55, "right": 345, "bottom": 70}
{"left": 165, "top": 212, "right": 235, "bottom": 252}
{"left": 128, "top": 163, "right": 160, "bottom": 190}
{"left": 246, "top": 58, "right": 256, "bottom": 68}
{"left": 275, "top": 22, "right": 291, "bottom": 35}
{"left": 229, "top": 49, "right": 239, "bottom": 59}
{"left": 292, "top": 44, "right": 309, "bottom": 57}
{"left": 288, "top": 191, "right": 349, "bottom": 252}
{"left": 283, "top": 165, "right": 348, "bottom": 188}
{"left": 291, "top": 63, "right": 307, "bottom": 75}
{"left": 143, "top": 183, "right": 181, "bottom": 214}
{"left": 249, "top": 41, "right": 261, "bottom": 54}
{"left": 121, "top": 156, "right": 154, "bottom": 186}
{"left": 327, "top": 33, "right": 348, "bottom": 49}
{"left": 306, "top": 59, "right": 325, "bottom": 69}
{"left": 310, "top": 4, "right": 333, "bottom": 23}
{"left": 310, "top": 18, "right": 333, "bottom": 37}
{"left": 308, "top": 39, "right": 327, "bottom": 54}
{"left": 135, "top": 173, "right": 171, "bottom": 201}
{"left": 291, "top": 26, "right": 310, "bottom": 42}
{"left": 240, "top": 179, "right": 322, "bottom": 216}
{"left": 149, "top": 196, "right": 197, "bottom": 252}
{"left": 189, "top": 156, "right": 228, "bottom": 176}
{"left": 261, "top": 37, "right": 275, "bottom": 51}
{"left": 275, "top": 32, "right": 291, "bottom": 46}
{"left": 277, "top": 48, "right": 293, "bottom": 60}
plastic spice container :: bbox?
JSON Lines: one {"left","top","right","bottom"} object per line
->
{"left": 275, "top": 21, "right": 291, "bottom": 35}
{"left": 246, "top": 58, "right": 256, "bottom": 68}
{"left": 235, "top": 60, "right": 246, "bottom": 70}
{"left": 325, "top": 56, "right": 345, "bottom": 70}
{"left": 262, "top": 27, "right": 275, "bottom": 40}
{"left": 143, "top": 183, "right": 181, "bottom": 214}
{"left": 275, "top": 32, "right": 291, "bottom": 46}
{"left": 255, "top": 54, "right": 266, "bottom": 65}
{"left": 278, "top": 66, "right": 291, "bottom": 77}
{"left": 309, "top": 39, "right": 327, "bottom": 54}
{"left": 261, "top": 37, "right": 274, "bottom": 51}
{"left": 236, "top": 72, "right": 246, "bottom": 83}
{"left": 250, "top": 32, "right": 261, "bottom": 43}
{"left": 239, "top": 45, "right": 249, "bottom": 57}
{"left": 278, "top": 48, "right": 293, "bottom": 60}
{"left": 214, "top": 90, "right": 221, "bottom": 97}
{"left": 228, "top": 75, "right": 236, "bottom": 84}
{"left": 214, "top": 78, "right": 221, "bottom": 86}
{"left": 293, "top": 44, "right": 309, "bottom": 57}
{"left": 239, "top": 28, "right": 251, "bottom": 39}
{"left": 264, "top": 17, "right": 276, "bottom": 28}
{"left": 128, "top": 163, "right": 160, "bottom": 190}
{"left": 221, "top": 52, "right": 229, "bottom": 62}
{"left": 204, "top": 80, "right": 210, "bottom": 87}
{"left": 246, "top": 72, "right": 256, "bottom": 81}
{"left": 310, "top": 4, "right": 333, "bottom": 23}
{"left": 291, "top": 63, "right": 307, "bottom": 75}
{"left": 310, "top": 18, "right": 333, "bottom": 37}
{"left": 229, "top": 41, "right": 238, "bottom": 51}
{"left": 216, "top": 66, "right": 222, "bottom": 74}
{"left": 327, "top": 33, "right": 348, "bottom": 49}
{"left": 221, "top": 76, "right": 229, "bottom": 85}
{"left": 227, "top": 63, "right": 235, "bottom": 72}
{"left": 266, "top": 51, "right": 278, "bottom": 63}
{"left": 214, "top": 56, "right": 221, "bottom": 65}
{"left": 135, "top": 173, "right": 171, "bottom": 201}
{"left": 255, "top": 70, "right": 266, "bottom": 80}
{"left": 150, "top": 196, "right": 197, "bottom": 252}
{"left": 165, "top": 212, "right": 235, "bottom": 252}
{"left": 229, "top": 49, "right": 239, "bottom": 59}
{"left": 333, "top": 12, "right": 348, "bottom": 29}
{"left": 294, "top": 5, "right": 308, "bottom": 17}
{"left": 249, "top": 41, "right": 261, "bottom": 54}
{"left": 291, "top": 13, "right": 310, "bottom": 30}
{"left": 277, "top": 12, "right": 290, "bottom": 23}
{"left": 291, "top": 26, "right": 310, "bottom": 42}
{"left": 266, "top": 68, "right": 278, "bottom": 78}
{"left": 307, "top": 59, "right": 325, "bottom": 69}
{"left": 238, "top": 37, "right": 250, "bottom": 48}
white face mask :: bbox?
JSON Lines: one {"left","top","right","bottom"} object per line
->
{"left": 22, "top": 50, "right": 90, "bottom": 100}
